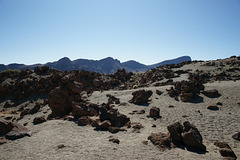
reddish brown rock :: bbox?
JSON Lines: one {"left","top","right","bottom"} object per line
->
{"left": 33, "top": 116, "right": 46, "bottom": 125}
{"left": 219, "top": 148, "right": 237, "bottom": 160}
{"left": 48, "top": 87, "right": 70, "bottom": 117}
{"left": 201, "top": 89, "right": 221, "bottom": 98}
{"left": 182, "top": 121, "right": 206, "bottom": 152}
{"left": 131, "top": 122, "right": 144, "bottom": 133}
{"left": 214, "top": 141, "right": 237, "bottom": 159}
{"left": 129, "top": 90, "right": 153, "bottom": 105}
{"left": 149, "top": 107, "right": 160, "bottom": 118}
{"left": 232, "top": 132, "right": 240, "bottom": 141}
{"left": 0, "top": 118, "right": 13, "bottom": 135}
{"left": 29, "top": 103, "right": 41, "bottom": 114}
{"left": 109, "top": 138, "right": 120, "bottom": 144}
{"left": 167, "top": 122, "right": 183, "bottom": 145}
{"left": 148, "top": 132, "right": 172, "bottom": 151}
{"left": 5, "top": 121, "right": 31, "bottom": 140}
{"left": 77, "top": 116, "right": 93, "bottom": 126}
{"left": 207, "top": 104, "right": 219, "bottom": 110}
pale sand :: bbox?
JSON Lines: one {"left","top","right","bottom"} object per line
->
{"left": 0, "top": 80, "right": 239, "bottom": 160}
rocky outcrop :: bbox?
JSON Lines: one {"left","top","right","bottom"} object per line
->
{"left": 129, "top": 90, "right": 152, "bottom": 105}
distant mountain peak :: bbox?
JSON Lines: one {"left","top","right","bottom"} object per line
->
{"left": 0, "top": 56, "right": 192, "bottom": 73}
{"left": 58, "top": 57, "right": 71, "bottom": 63}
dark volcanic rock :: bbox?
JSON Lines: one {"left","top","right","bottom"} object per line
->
{"left": 99, "top": 107, "right": 130, "bottom": 128}
{"left": 0, "top": 118, "right": 13, "bottom": 136}
{"left": 182, "top": 121, "right": 206, "bottom": 151}
{"left": 167, "top": 122, "right": 183, "bottom": 145}
{"left": 48, "top": 87, "right": 70, "bottom": 117}
{"left": 129, "top": 90, "right": 153, "bottom": 105}
{"left": 109, "top": 138, "right": 120, "bottom": 144}
{"left": 201, "top": 89, "right": 221, "bottom": 98}
{"left": 148, "top": 132, "right": 172, "bottom": 151}
{"left": 77, "top": 116, "right": 93, "bottom": 126}
{"left": 29, "top": 103, "right": 41, "bottom": 114}
{"left": 5, "top": 121, "right": 31, "bottom": 140}
{"left": 33, "top": 116, "right": 46, "bottom": 125}
{"left": 149, "top": 107, "right": 160, "bottom": 118}
{"left": 232, "top": 132, "right": 240, "bottom": 141}
{"left": 207, "top": 104, "right": 219, "bottom": 110}
{"left": 214, "top": 141, "right": 237, "bottom": 160}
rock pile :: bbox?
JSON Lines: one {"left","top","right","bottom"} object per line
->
{"left": 148, "top": 121, "right": 206, "bottom": 152}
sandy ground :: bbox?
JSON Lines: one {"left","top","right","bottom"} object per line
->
{"left": 0, "top": 79, "right": 239, "bottom": 160}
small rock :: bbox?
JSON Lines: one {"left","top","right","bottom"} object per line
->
{"left": 33, "top": 116, "right": 46, "bottom": 125}
{"left": 156, "top": 90, "right": 163, "bottom": 95}
{"left": 168, "top": 105, "right": 175, "bottom": 108}
{"left": 152, "top": 124, "right": 156, "bottom": 128}
{"left": 207, "top": 104, "right": 219, "bottom": 110}
{"left": 57, "top": 144, "right": 65, "bottom": 149}
{"left": 232, "top": 132, "right": 240, "bottom": 141}
{"left": 142, "top": 141, "right": 148, "bottom": 145}
{"left": 219, "top": 148, "right": 237, "bottom": 159}
{"left": 201, "top": 89, "right": 221, "bottom": 98}
{"left": 109, "top": 138, "right": 120, "bottom": 144}
{"left": 149, "top": 107, "right": 160, "bottom": 118}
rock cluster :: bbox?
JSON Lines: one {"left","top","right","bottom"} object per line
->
{"left": 129, "top": 90, "right": 153, "bottom": 105}
{"left": 148, "top": 121, "right": 206, "bottom": 152}
{"left": 214, "top": 141, "right": 237, "bottom": 160}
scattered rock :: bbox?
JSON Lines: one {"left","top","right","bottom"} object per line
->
{"left": 142, "top": 141, "right": 148, "bottom": 145}
{"left": 214, "top": 141, "right": 237, "bottom": 160}
{"left": 148, "top": 132, "right": 172, "bottom": 151}
{"left": 77, "top": 116, "right": 93, "bottom": 126}
{"left": 29, "top": 103, "right": 41, "bottom": 114}
{"left": 33, "top": 116, "right": 46, "bottom": 125}
{"left": 149, "top": 107, "right": 160, "bottom": 118}
{"left": 156, "top": 90, "right": 163, "bottom": 95}
{"left": 232, "top": 132, "right": 240, "bottom": 141}
{"left": 109, "top": 138, "right": 120, "bottom": 144}
{"left": 57, "top": 144, "right": 65, "bottom": 149}
{"left": 201, "top": 89, "right": 221, "bottom": 98}
{"left": 207, "top": 104, "right": 219, "bottom": 110}
{"left": 129, "top": 90, "right": 153, "bottom": 105}
{"left": 106, "top": 94, "right": 120, "bottom": 104}
{"left": 0, "top": 137, "right": 7, "bottom": 145}
{"left": 131, "top": 122, "right": 144, "bottom": 133}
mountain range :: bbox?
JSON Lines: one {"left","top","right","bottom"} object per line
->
{"left": 0, "top": 56, "right": 191, "bottom": 73}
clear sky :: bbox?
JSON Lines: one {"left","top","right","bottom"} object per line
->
{"left": 0, "top": 0, "right": 240, "bottom": 65}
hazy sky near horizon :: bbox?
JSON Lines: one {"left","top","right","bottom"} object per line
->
{"left": 0, "top": 0, "right": 240, "bottom": 65}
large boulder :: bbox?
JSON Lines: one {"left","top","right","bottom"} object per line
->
{"left": 182, "top": 121, "right": 206, "bottom": 151}
{"left": 129, "top": 90, "right": 153, "bottom": 105}
{"left": 167, "top": 122, "right": 183, "bottom": 145}
{"left": 48, "top": 87, "right": 70, "bottom": 117}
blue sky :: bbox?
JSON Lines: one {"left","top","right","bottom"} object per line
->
{"left": 0, "top": 0, "right": 240, "bottom": 65}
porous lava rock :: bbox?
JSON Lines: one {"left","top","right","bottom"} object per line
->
{"left": 129, "top": 90, "right": 153, "bottom": 105}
